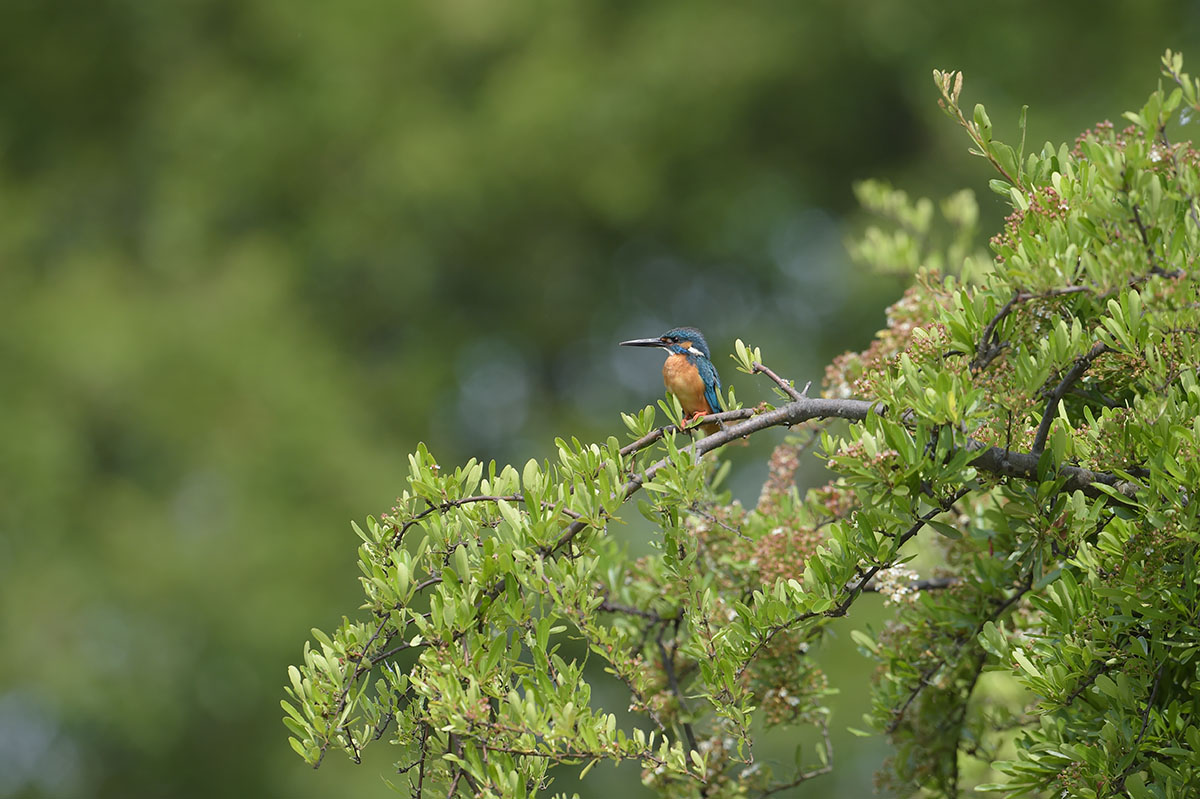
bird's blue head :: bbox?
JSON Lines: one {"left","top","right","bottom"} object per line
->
{"left": 619, "top": 326, "right": 712, "bottom": 359}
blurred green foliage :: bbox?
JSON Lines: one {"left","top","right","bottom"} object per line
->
{"left": 2, "top": 1, "right": 1198, "bottom": 796}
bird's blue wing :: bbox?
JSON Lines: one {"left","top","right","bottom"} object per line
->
{"left": 698, "top": 358, "right": 724, "bottom": 413}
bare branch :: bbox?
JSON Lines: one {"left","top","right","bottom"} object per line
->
{"left": 1134, "top": 661, "right": 1166, "bottom": 750}
{"left": 391, "top": 495, "right": 581, "bottom": 547}
{"left": 1031, "top": 341, "right": 1111, "bottom": 455}
{"left": 597, "top": 598, "right": 675, "bottom": 622}
{"left": 618, "top": 408, "right": 756, "bottom": 459}
{"left": 751, "top": 361, "right": 809, "bottom": 401}
{"left": 855, "top": 576, "right": 961, "bottom": 593}
{"left": 963, "top": 437, "right": 1136, "bottom": 498}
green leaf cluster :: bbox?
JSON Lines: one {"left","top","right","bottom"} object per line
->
{"left": 287, "top": 52, "right": 1200, "bottom": 798}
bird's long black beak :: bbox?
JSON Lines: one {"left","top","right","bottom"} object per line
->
{"left": 619, "top": 337, "right": 665, "bottom": 348}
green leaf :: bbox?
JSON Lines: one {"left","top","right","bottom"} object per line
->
{"left": 850, "top": 629, "right": 878, "bottom": 654}
{"left": 1012, "top": 648, "right": 1039, "bottom": 677}
{"left": 522, "top": 459, "right": 542, "bottom": 494}
{"left": 974, "top": 103, "right": 993, "bottom": 142}
{"left": 1095, "top": 673, "right": 1119, "bottom": 700}
{"left": 280, "top": 699, "right": 306, "bottom": 724}
{"left": 978, "top": 621, "right": 1010, "bottom": 659}
{"left": 497, "top": 499, "right": 523, "bottom": 530}
{"left": 990, "top": 141, "right": 1019, "bottom": 180}
{"left": 927, "top": 519, "right": 962, "bottom": 539}
{"left": 1124, "top": 771, "right": 1151, "bottom": 799}
{"left": 288, "top": 737, "right": 311, "bottom": 760}
{"left": 454, "top": 544, "right": 470, "bottom": 581}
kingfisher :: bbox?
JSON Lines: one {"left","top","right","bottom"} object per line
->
{"left": 620, "top": 326, "right": 724, "bottom": 435}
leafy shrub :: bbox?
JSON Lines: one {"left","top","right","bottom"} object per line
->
{"left": 286, "top": 51, "right": 1200, "bottom": 798}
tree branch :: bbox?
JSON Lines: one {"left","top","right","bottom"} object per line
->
{"left": 414, "top": 717, "right": 430, "bottom": 799}
{"left": 973, "top": 286, "right": 1093, "bottom": 372}
{"left": 597, "top": 598, "right": 676, "bottom": 622}
{"left": 1115, "top": 660, "right": 1166, "bottom": 791}
{"left": 545, "top": 390, "right": 1138, "bottom": 567}
{"left": 1031, "top": 341, "right": 1111, "bottom": 455}
{"left": 391, "top": 495, "right": 581, "bottom": 547}
{"left": 833, "top": 489, "right": 970, "bottom": 619}
{"left": 1130, "top": 203, "right": 1163, "bottom": 274}
{"left": 963, "top": 437, "right": 1136, "bottom": 498}
{"left": 656, "top": 622, "right": 698, "bottom": 754}
{"left": 751, "top": 360, "right": 810, "bottom": 402}
{"left": 855, "top": 576, "right": 961, "bottom": 593}
{"left": 948, "top": 649, "right": 987, "bottom": 798}
{"left": 973, "top": 290, "right": 1020, "bottom": 371}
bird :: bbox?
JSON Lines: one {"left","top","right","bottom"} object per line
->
{"left": 620, "top": 326, "right": 724, "bottom": 435}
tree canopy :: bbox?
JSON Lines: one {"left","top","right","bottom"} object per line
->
{"left": 285, "top": 52, "right": 1200, "bottom": 798}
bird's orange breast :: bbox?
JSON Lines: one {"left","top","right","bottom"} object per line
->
{"left": 662, "top": 353, "right": 711, "bottom": 417}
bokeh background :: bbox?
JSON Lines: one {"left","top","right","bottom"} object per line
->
{"left": 3, "top": 1, "right": 1198, "bottom": 796}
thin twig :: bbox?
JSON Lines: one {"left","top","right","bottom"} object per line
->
{"left": 597, "top": 598, "right": 674, "bottom": 621}
{"left": 687, "top": 502, "right": 750, "bottom": 540}
{"left": 618, "top": 408, "right": 758, "bottom": 458}
{"left": 391, "top": 494, "right": 585, "bottom": 547}
{"left": 758, "top": 718, "right": 833, "bottom": 797}
{"left": 453, "top": 721, "right": 671, "bottom": 767}
{"left": 371, "top": 635, "right": 432, "bottom": 666}
{"left": 1031, "top": 341, "right": 1110, "bottom": 455}
{"left": 738, "top": 489, "right": 969, "bottom": 678}
{"left": 974, "top": 290, "right": 1020, "bottom": 370}
{"left": 445, "top": 769, "right": 462, "bottom": 799}
{"left": 886, "top": 574, "right": 1033, "bottom": 734}
{"left": 414, "top": 718, "right": 430, "bottom": 799}
{"left": 947, "top": 650, "right": 987, "bottom": 798}
{"left": 1115, "top": 660, "right": 1166, "bottom": 791}
{"left": 973, "top": 286, "right": 1094, "bottom": 372}
{"left": 751, "top": 361, "right": 809, "bottom": 401}
{"left": 833, "top": 488, "right": 970, "bottom": 618}
{"left": 657, "top": 622, "right": 699, "bottom": 753}
{"left": 855, "top": 576, "right": 961, "bottom": 593}
{"left": 1130, "top": 203, "right": 1162, "bottom": 274}
{"left": 572, "top": 588, "right": 672, "bottom": 734}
